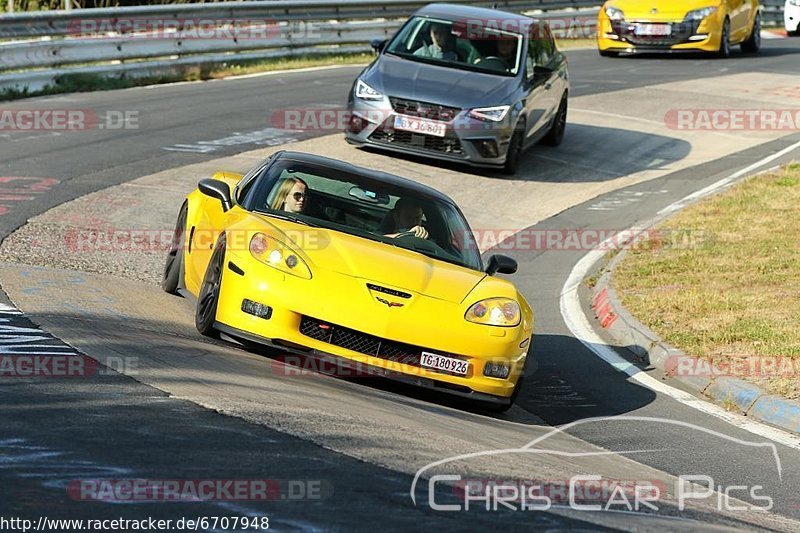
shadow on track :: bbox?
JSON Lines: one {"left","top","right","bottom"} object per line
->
{"left": 21, "top": 307, "right": 654, "bottom": 427}
{"left": 356, "top": 124, "right": 691, "bottom": 182}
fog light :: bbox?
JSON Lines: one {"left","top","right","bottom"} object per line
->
{"left": 471, "top": 139, "right": 499, "bottom": 158}
{"left": 483, "top": 362, "right": 510, "bottom": 379}
{"left": 348, "top": 114, "right": 367, "bottom": 134}
{"left": 242, "top": 299, "right": 272, "bottom": 319}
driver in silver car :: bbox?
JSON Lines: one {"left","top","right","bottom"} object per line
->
{"left": 413, "top": 22, "right": 459, "bottom": 61}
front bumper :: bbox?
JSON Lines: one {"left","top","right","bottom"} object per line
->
{"left": 215, "top": 251, "right": 531, "bottom": 400}
{"left": 597, "top": 12, "right": 724, "bottom": 53}
{"left": 344, "top": 96, "right": 516, "bottom": 168}
{"left": 216, "top": 323, "right": 515, "bottom": 406}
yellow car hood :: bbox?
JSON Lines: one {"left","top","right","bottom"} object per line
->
{"left": 273, "top": 219, "right": 487, "bottom": 304}
{"left": 605, "top": 0, "right": 720, "bottom": 20}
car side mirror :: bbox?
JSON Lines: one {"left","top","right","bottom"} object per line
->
{"left": 371, "top": 38, "right": 388, "bottom": 54}
{"left": 533, "top": 65, "right": 552, "bottom": 79}
{"left": 486, "top": 254, "right": 517, "bottom": 276}
{"left": 198, "top": 178, "right": 233, "bottom": 212}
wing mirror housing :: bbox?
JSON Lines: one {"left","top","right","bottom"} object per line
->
{"left": 198, "top": 178, "right": 233, "bottom": 212}
{"left": 485, "top": 254, "right": 518, "bottom": 276}
{"left": 533, "top": 64, "right": 553, "bottom": 79}
{"left": 371, "top": 38, "right": 388, "bottom": 54}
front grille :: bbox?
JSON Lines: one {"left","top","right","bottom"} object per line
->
{"left": 298, "top": 315, "right": 467, "bottom": 375}
{"left": 389, "top": 97, "right": 460, "bottom": 122}
{"left": 369, "top": 118, "right": 463, "bottom": 155}
{"left": 611, "top": 20, "right": 699, "bottom": 47}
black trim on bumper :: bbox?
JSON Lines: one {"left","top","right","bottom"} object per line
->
{"left": 213, "top": 322, "right": 511, "bottom": 406}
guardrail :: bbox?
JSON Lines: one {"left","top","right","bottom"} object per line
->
{"left": 761, "top": 0, "right": 788, "bottom": 26}
{"left": 0, "top": 0, "right": 788, "bottom": 96}
{"left": 0, "top": 0, "right": 602, "bottom": 94}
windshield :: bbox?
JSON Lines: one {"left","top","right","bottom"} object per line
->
{"left": 385, "top": 16, "right": 523, "bottom": 76}
{"left": 248, "top": 159, "right": 483, "bottom": 271}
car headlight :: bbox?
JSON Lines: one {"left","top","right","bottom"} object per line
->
{"left": 465, "top": 298, "right": 521, "bottom": 327}
{"left": 605, "top": 6, "right": 625, "bottom": 21}
{"left": 355, "top": 79, "right": 383, "bottom": 101}
{"left": 249, "top": 233, "right": 311, "bottom": 279}
{"left": 684, "top": 7, "right": 718, "bottom": 21}
{"left": 469, "top": 105, "right": 510, "bottom": 122}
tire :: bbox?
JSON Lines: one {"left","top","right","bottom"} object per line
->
{"left": 161, "top": 202, "right": 187, "bottom": 294}
{"left": 741, "top": 13, "right": 761, "bottom": 54}
{"left": 717, "top": 18, "right": 731, "bottom": 58}
{"left": 598, "top": 49, "right": 619, "bottom": 57}
{"left": 542, "top": 94, "right": 568, "bottom": 147}
{"left": 502, "top": 118, "right": 525, "bottom": 175}
{"left": 195, "top": 233, "right": 226, "bottom": 337}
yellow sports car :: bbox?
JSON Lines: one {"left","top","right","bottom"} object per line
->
{"left": 597, "top": 0, "right": 761, "bottom": 57}
{"left": 162, "top": 151, "right": 533, "bottom": 410}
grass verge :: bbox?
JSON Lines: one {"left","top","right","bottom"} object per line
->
{"left": 0, "top": 53, "right": 374, "bottom": 102}
{"left": 613, "top": 162, "right": 800, "bottom": 400}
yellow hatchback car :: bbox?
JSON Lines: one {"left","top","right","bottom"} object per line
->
{"left": 162, "top": 151, "right": 533, "bottom": 411}
{"left": 597, "top": 0, "right": 761, "bottom": 57}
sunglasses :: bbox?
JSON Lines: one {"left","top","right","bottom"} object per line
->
{"left": 291, "top": 191, "right": 306, "bottom": 201}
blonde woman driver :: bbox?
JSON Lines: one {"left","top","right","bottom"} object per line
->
{"left": 271, "top": 177, "right": 308, "bottom": 213}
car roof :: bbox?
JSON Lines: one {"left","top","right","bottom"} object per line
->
{"left": 414, "top": 3, "right": 537, "bottom": 24}
{"left": 275, "top": 151, "right": 456, "bottom": 205}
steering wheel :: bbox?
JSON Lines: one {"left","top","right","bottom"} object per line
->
{"left": 474, "top": 56, "right": 508, "bottom": 71}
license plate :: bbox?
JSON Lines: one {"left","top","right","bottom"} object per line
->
{"left": 634, "top": 23, "right": 671, "bottom": 36}
{"left": 420, "top": 351, "right": 468, "bottom": 375}
{"left": 394, "top": 115, "right": 446, "bottom": 137}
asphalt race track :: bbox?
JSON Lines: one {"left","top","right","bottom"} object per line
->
{"left": 2, "top": 40, "right": 800, "bottom": 530}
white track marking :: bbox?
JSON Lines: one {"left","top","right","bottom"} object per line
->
{"left": 560, "top": 139, "right": 800, "bottom": 450}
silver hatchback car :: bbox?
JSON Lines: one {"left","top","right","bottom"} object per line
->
{"left": 345, "top": 3, "right": 569, "bottom": 174}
